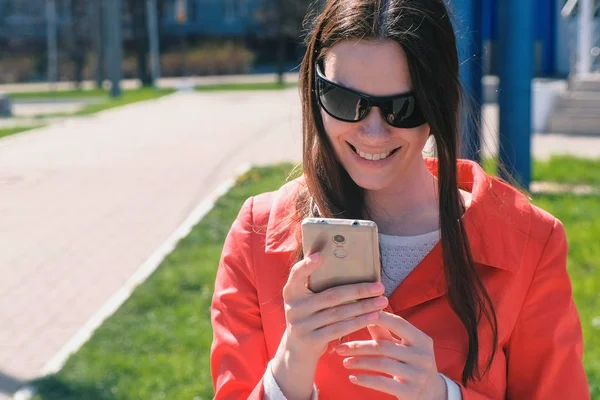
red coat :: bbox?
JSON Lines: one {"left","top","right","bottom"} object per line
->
{"left": 210, "top": 159, "right": 590, "bottom": 399}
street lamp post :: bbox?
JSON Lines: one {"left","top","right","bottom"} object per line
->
{"left": 497, "top": 0, "right": 534, "bottom": 189}
{"left": 146, "top": 0, "right": 161, "bottom": 87}
{"left": 106, "top": 0, "right": 123, "bottom": 98}
{"left": 452, "top": 0, "right": 483, "bottom": 163}
{"left": 93, "top": 0, "right": 106, "bottom": 88}
{"left": 46, "top": 0, "right": 58, "bottom": 88}
{"left": 176, "top": 0, "right": 188, "bottom": 77}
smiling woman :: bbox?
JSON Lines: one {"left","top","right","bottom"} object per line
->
{"left": 210, "top": 0, "right": 590, "bottom": 399}
{"left": 314, "top": 40, "right": 431, "bottom": 193}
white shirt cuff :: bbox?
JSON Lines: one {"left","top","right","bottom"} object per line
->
{"left": 264, "top": 359, "right": 318, "bottom": 400}
{"left": 440, "top": 373, "right": 462, "bottom": 400}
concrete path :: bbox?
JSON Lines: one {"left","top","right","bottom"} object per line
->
{"left": 0, "top": 89, "right": 302, "bottom": 399}
{"left": 0, "top": 89, "right": 598, "bottom": 399}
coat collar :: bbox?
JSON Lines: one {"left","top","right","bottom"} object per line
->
{"left": 264, "top": 177, "right": 303, "bottom": 253}
{"left": 264, "top": 159, "right": 531, "bottom": 273}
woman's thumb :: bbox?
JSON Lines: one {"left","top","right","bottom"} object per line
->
{"left": 288, "top": 252, "right": 323, "bottom": 288}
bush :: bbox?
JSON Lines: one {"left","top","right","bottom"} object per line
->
{"left": 160, "top": 42, "right": 256, "bottom": 76}
{"left": 0, "top": 42, "right": 256, "bottom": 84}
{"left": 0, "top": 57, "right": 36, "bottom": 83}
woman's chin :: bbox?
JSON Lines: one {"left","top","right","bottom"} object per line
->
{"left": 348, "top": 173, "right": 392, "bottom": 192}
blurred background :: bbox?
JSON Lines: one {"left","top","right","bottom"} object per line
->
{"left": 0, "top": 1, "right": 599, "bottom": 400}
{"left": 0, "top": 0, "right": 307, "bottom": 86}
{"left": 0, "top": 0, "right": 596, "bottom": 84}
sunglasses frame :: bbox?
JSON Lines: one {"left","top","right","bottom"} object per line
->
{"left": 314, "top": 63, "right": 426, "bottom": 128}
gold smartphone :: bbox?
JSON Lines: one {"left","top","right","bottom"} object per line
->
{"left": 301, "top": 218, "right": 382, "bottom": 293}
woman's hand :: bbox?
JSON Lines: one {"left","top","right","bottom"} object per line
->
{"left": 335, "top": 312, "right": 447, "bottom": 400}
{"left": 278, "top": 252, "right": 389, "bottom": 361}
{"left": 271, "top": 252, "right": 389, "bottom": 400}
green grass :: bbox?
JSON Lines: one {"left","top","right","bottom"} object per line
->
{"left": 29, "top": 161, "right": 599, "bottom": 399}
{"left": 484, "top": 155, "right": 600, "bottom": 187}
{"left": 72, "top": 88, "right": 175, "bottom": 116}
{"left": 533, "top": 156, "right": 600, "bottom": 187}
{"left": 11, "top": 88, "right": 175, "bottom": 118}
{"left": 0, "top": 125, "right": 44, "bottom": 140}
{"left": 10, "top": 89, "right": 110, "bottom": 100}
{"left": 8, "top": 83, "right": 294, "bottom": 119}
{"left": 531, "top": 193, "right": 600, "bottom": 397}
{"left": 30, "top": 164, "right": 298, "bottom": 400}
{"left": 194, "top": 81, "right": 297, "bottom": 92}
{"left": 0, "top": 83, "right": 293, "bottom": 141}
{"left": 9, "top": 81, "right": 296, "bottom": 101}
{"left": 9, "top": 88, "right": 175, "bottom": 118}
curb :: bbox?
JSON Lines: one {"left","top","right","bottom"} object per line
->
{"left": 12, "top": 163, "right": 253, "bottom": 400}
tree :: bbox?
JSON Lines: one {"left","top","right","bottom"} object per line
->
{"left": 67, "top": 0, "right": 89, "bottom": 88}
{"left": 254, "top": 0, "right": 314, "bottom": 84}
{"left": 125, "top": 0, "right": 165, "bottom": 86}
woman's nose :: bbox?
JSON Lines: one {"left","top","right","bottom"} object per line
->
{"left": 358, "top": 107, "right": 390, "bottom": 141}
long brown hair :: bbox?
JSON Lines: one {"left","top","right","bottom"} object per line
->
{"left": 293, "top": 0, "right": 498, "bottom": 387}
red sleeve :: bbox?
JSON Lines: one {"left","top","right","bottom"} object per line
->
{"left": 210, "top": 197, "right": 269, "bottom": 399}
{"left": 504, "top": 218, "right": 590, "bottom": 399}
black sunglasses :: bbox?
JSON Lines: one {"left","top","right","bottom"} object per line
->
{"left": 314, "top": 64, "right": 426, "bottom": 129}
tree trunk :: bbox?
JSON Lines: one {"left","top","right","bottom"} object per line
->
{"left": 94, "top": 1, "right": 106, "bottom": 88}
{"left": 137, "top": 41, "right": 152, "bottom": 86}
{"left": 70, "top": 0, "right": 88, "bottom": 88}
{"left": 129, "top": 0, "right": 152, "bottom": 86}
{"left": 275, "top": 0, "right": 285, "bottom": 85}
{"left": 277, "top": 35, "right": 286, "bottom": 85}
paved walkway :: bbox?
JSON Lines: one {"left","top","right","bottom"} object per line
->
{"left": 0, "top": 89, "right": 303, "bottom": 399}
{"left": 0, "top": 89, "right": 598, "bottom": 399}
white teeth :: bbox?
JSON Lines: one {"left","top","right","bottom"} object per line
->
{"left": 354, "top": 146, "right": 393, "bottom": 161}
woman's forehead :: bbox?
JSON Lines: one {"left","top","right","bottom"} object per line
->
{"left": 322, "top": 39, "right": 413, "bottom": 96}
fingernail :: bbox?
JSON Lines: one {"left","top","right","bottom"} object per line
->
{"left": 375, "top": 296, "right": 388, "bottom": 307}
{"left": 309, "top": 253, "right": 320, "bottom": 262}
{"left": 343, "top": 358, "right": 352, "bottom": 366}
{"left": 367, "top": 311, "right": 380, "bottom": 321}
{"left": 335, "top": 345, "right": 348, "bottom": 353}
{"left": 370, "top": 282, "right": 384, "bottom": 294}
{"left": 349, "top": 375, "right": 358, "bottom": 383}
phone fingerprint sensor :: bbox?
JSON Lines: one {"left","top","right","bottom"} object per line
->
{"left": 333, "top": 249, "right": 347, "bottom": 258}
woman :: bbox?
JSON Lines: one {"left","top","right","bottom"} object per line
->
{"left": 210, "top": 0, "right": 590, "bottom": 399}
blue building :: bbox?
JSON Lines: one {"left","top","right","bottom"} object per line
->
{"left": 154, "top": 0, "right": 600, "bottom": 76}
{"left": 0, "top": 0, "right": 262, "bottom": 41}
{"left": 162, "top": 0, "right": 261, "bottom": 36}
{"left": 163, "top": 0, "right": 600, "bottom": 76}
{"left": 0, "top": 0, "right": 597, "bottom": 76}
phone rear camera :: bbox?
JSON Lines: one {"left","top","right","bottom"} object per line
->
{"left": 333, "top": 234, "right": 345, "bottom": 244}
{"left": 352, "top": 221, "right": 360, "bottom": 226}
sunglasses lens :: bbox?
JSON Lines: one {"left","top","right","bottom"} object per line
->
{"left": 318, "top": 79, "right": 366, "bottom": 121}
{"left": 383, "top": 96, "right": 425, "bottom": 128}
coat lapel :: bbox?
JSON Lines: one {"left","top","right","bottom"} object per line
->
{"left": 264, "top": 178, "right": 303, "bottom": 254}
{"left": 385, "top": 242, "right": 446, "bottom": 312}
